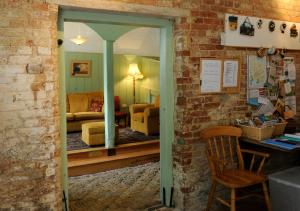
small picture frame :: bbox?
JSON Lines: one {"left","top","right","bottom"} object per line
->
{"left": 71, "top": 60, "right": 91, "bottom": 77}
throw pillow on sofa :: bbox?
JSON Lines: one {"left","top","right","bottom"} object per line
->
{"left": 89, "top": 99, "right": 102, "bottom": 112}
{"left": 69, "top": 94, "right": 89, "bottom": 113}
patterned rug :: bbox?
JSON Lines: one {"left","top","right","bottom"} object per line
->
{"left": 67, "top": 127, "right": 159, "bottom": 151}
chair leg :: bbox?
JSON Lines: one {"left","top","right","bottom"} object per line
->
{"left": 230, "top": 188, "right": 236, "bottom": 211}
{"left": 262, "top": 182, "right": 272, "bottom": 211}
{"left": 206, "top": 181, "right": 216, "bottom": 211}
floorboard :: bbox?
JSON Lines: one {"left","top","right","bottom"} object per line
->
{"left": 68, "top": 140, "right": 160, "bottom": 176}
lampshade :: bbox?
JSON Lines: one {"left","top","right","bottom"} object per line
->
{"left": 70, "top": 35, "right": 87, "bottom": 45}
{"left": 128, "top": 63, "right": 144, "bottom": 79}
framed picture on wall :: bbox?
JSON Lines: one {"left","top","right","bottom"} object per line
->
{"left": 71, "top": 60, "right": 91, "bottom": 77}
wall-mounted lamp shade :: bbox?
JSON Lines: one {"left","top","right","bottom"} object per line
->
{"left": 128, "top": 63, "right": 144, "bottom": 79}
{"left": 70, "top": 35, "right": 87, "bottom": 45}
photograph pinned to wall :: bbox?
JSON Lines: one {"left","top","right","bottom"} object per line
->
{"left": 71, "top": 60, "right": 91, "bottom": 77}
{"left": 284, "top": 57, "right": 296, "bottom": 81}
{"left": 228, "top": 16, "right": 238, "bottom": 31}
{"left": 285, "top": 96, "right": 296, "bottom": 113}
{"left": 290, "top": 24, "right": 298, "bottom": 37}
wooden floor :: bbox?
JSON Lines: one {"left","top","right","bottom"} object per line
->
{"left": 68, "top": 140, "right": 160, "bottom": 176}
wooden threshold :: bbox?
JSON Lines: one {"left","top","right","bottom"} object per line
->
{"left": 68, "top": 140, "right": 160, "bottom": 176}
{"left": 68, "top": 140, "right": 159, "bottom": 159}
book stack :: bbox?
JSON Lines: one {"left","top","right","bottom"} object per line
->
{"left": 262, "top": 133, "right": 300, "bottom": 150}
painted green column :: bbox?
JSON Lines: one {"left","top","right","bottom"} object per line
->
{"left": 103, "top": 40, "right": 115, "bottom": 148}
{"left": 87, "top": 23, "right": 136, "bottom": 149}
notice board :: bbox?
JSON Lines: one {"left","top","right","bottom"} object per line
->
{"left": 200, "top": 58, "right": 240, "bottom": 94}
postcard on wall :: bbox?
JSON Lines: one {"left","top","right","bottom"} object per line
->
{"left": 200, "top": 59, "right": 222, "bottom": 93}
{"left": 253, "top": 98, "right": 276, "bottom": 116}
{"left": 285, "top": 96, "right": 296, "bottom": 113}
{"left": 223, "top": 60, "right": 238, "bottom": 87}
{"left": 284, "top": 57, "right": 296, "bottom": 81}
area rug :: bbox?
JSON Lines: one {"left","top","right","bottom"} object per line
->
{"left": 67, "top": 127, "right": 159, "bottom": 151}
{"left": 69, "top": 162, "right": 160, "bottom": 211}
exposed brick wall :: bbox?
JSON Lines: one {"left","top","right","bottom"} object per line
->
{"left": 2, "top": 0, "right": 300, "bottom": 210}
{"left": 171, "top": 1, "right": 300, "bottom": 210}
{"left": 0, "top": 0, "right": 61, "bottom": 210}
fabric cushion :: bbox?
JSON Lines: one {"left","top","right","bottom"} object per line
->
{"left": 89, "top": 99, "right": 103, "bottom": 112}
{"left": 66, "top": 113, "right": 74, "bottom": 121}
{"left": 74, "top": 112, "right": 104, "bottom": 120}
{"left": 88, "top": 92, "right": 103, "bottom": 108}
{"left": 68, "top": 94, "right": 89, "bottom": 113}
{"left": 82, "top": 121, "right": 105, "bottom": 134}
{"left": 133, "top": 112, "right": 144, "bottom": 122}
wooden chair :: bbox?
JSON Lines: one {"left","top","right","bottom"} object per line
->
{"left": 201, "top": 126, "right": 272, "bottom": 211}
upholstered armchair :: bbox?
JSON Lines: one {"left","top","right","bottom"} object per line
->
{"left": 129, "top": 96, "right": 160, "bottom": 135}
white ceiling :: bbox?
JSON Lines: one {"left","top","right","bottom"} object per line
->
{"left": 64, "top": 22, "right": 160, "bottom": 57}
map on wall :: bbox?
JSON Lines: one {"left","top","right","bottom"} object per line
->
{"left": 247, "top": 55, "right": 267, "bottom": 89}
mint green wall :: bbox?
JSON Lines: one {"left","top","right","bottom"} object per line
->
{"left": 65, "top": 52, "right": 103, "bottom": 93}
{"left": 65, "top": 52, "right": 160, "bottom": 106}
{"left": 138, "top": 57, "right": 160, "bottom": 103}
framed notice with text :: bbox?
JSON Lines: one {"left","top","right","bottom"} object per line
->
{"left": 222, "top": 59, "right": 240, "bottom": 93}
{"left": 200, "top": 59, "right": 222, "bottom": 94}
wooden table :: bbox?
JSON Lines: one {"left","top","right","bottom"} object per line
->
{"left": 241, "top": 138, "right": 300, "bottom": 153}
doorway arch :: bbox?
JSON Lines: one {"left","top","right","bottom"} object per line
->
{"left": 58, "top": 9, "right": 175, "bottom": 208}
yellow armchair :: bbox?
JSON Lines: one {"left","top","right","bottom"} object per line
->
{"left": 129, "top": 96, "right": 160, "bottom": 135}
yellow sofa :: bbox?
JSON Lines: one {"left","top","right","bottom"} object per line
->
{"left": 129, "top": 96, "right": 160, "bottom": 135}
{"left": 66, "top": 92, "right": 104, "bottom": 132}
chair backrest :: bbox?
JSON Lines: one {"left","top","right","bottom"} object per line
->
{"left": 114, "top": 96, "right": 120, "bottom": 112}
{"left": 201, "top": 126, "right": 243, "bottom": 176}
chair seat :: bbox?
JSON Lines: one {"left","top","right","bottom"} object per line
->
{"left": 74, "top": 112, "right": 104, "bottom": 120}
{"left": 216, "top": 169, "right": 267, "bottom": 188}
{"left": 115, "top": 111, "right": 127, "bottom": 117}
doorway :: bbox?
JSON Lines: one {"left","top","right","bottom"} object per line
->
{"left": 58, "top": 9, "right": 174, "bottom": 209}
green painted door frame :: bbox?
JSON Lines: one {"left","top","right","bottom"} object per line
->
{"left": 57, "top": 10, "right": 69, "bottom": 210}
{"left": 58, "top": 9, "right": 175, "bottom": 207}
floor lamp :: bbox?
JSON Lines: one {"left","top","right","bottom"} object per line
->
{"left": 128, "top": 63, "right": 144, "bottom": 104}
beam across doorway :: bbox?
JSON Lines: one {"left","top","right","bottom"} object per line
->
{"left": 58, "top": 9, "right": 174, "bottom": 207}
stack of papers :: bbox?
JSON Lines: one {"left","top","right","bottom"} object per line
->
{"left": 262, "top": 133, "right": 300, "bottom": 150}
